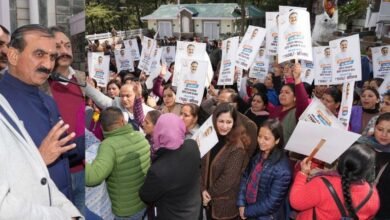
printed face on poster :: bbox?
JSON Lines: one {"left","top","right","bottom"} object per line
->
{"left": 278, "top": 9, "right": 312, "bottom": 63}
{"left": 191, "top": 116, "right": 219, "bottom": 158}
{"left": 91, "top": 53, "right": 110, "bottom": 87}
{"left": 138, "top": 36, "right": 157, "bottom": 72}
{"left": 175, "top": 59, "right": 208, "bottom": 106}
{"left": 172, "top": 41, "right": 206, "bottom": 86}
{"left": 338, "top": 81, "right": 355, "bottom": 129}
{"left": 300, "top": 60, "right": 315, "bottom": 84}
{"left": 218, "top": 36, "right": 239, "bottom": 86}
{"left": 285, "top": 120, "right": 361, "bottom": 164}
{"left": 265, "top": 12, "right": 279, "bottom": 56}
{"left": 161, "top": 46, "right": 176, "bottom": 67}
{"left": 115, "top": 49, "right": 134, "bottom": 72}
{"left": 371, "top": 45, "right": 390, "bottom": 79}
{"left": 314, "top": 46, "right": 333, "bottom": 85}
{"left": 124, "top": 39, "right": 140, "bottom": 61}
{"left": 330, "top": 35, "right": 362, "bottom": 83}
{"left": 249, "top": 48, "right": 270, "bottom": 82}
{"left": 235, "top": 25, "right": 266, "bottom": 70}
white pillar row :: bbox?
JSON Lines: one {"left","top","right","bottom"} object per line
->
{"left": 29, "top": 0, "right": 39, "bottom": 24}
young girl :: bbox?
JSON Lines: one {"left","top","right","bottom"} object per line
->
{"left": 237, "top": 119, "right": 292, "bottom": 219}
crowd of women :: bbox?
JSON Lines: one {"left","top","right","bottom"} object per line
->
{"left": 85, "top": 36, "right": 389, "bottom": 220}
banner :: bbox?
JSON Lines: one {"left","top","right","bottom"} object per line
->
{"left": 371, "top": 45, "right": 390, "bottom": 79}
{"left": 314, "top": 46, "right": 333, "bottom": 85}
{"left": 173, "top": 41, "right": 206, "bottom": 86}
{"left": 249, "top": 48, "right": 270, "bottom": 82}
{"left": 124, "top": 39, "right": 140, "bottom": 61}
{"left": 218, "top": 36, "right": 239, "bottom": 86}
{"left": 114, "top": 49, "right": 134, "bottom": 72}
{"left": 330, "top": 35, "right": 362, "bottom": 83}
{"left": 191, "top": 116, "right": 219, "bottom": 158}
{"left": 175, "top": 59, "right": 208, "bottom": 106}
{"left": 338, "top": 81, "right": 355, "bottom": 129}
{"left": 90, "top": 53, "right": 110, "bottom": 87}
{"left": 301, "top": 60, "right": 315, "bottom": 84}
{"left": 235, "top": 25, "right": 266, "bottom": 70}
{"left": 278, "top": 9, "right": 312, "bottom": 63}
{"left": 161, "top": 46, "right": 176, "bottom": 67}
{"left": 265, "top": 12, "right": 279, "bottom": 56}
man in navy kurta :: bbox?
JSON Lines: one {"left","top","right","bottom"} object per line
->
{"left": 0, "top": 24, "right": 75, "bottom": 200}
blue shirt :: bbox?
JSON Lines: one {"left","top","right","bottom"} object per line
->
{"left": 0, "top": 72, "right": 72, "bottom": 200}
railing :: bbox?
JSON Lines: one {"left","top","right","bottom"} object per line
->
{"left": 86, "top": 28, "right": 148, "bottom": 41}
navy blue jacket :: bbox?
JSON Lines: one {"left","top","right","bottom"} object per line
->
{"left": 0, "top": 72, "right": 72, "bottom": 200}
{"left": 237, "top": 151, "right": 292, "bottom": 220}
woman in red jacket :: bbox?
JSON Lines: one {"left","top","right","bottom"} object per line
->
{"left": 290, "top": 144, "right": 380, "bottom": 220}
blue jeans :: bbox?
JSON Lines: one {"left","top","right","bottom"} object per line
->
{"left": 114, "top": 209, "right": 146, "bottom": 220}
{"left": 71, "top": 170, "right": 85, "bottom": 216}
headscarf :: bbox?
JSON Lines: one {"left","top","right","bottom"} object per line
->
{"left": 152, "top": 113, "right": 186, "bottom": 152}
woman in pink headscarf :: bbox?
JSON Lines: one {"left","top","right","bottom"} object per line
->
{"left": 139, "top": 113, "right": 202, "bottom": 220}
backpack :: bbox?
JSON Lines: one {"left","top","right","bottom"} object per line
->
{"left": 312, "top": 177, "right": 373, "bottom": 220}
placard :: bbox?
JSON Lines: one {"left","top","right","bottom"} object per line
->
{"left": 330, "top": 35, "right": 362, "bottom": 83}
{"left": 372, "top": 45, "right": 390, "bottom": 79}
{"left": 265, "top": 12, "right": 279, "bottom": 56}
{"left": 175, "top": 60, "right": 208, "bottom": 106}
{"left": 90, "top": 53, "right": 110, "bottom": 87}
{"left": 278, "top": 9, "right": 312, "bottom": 63}
{"left": 338, "top": 81, "right": 355, "bottom": 129}
{"left": 124, "top": 38, "right": 140, "bottom": 61}
{"left": 285, "top": 121, "right": 361, "bottom": 164}
{"left": 314, "top": 46, "right": 333, "bottom": 85}
{"left": 249, "top": 48, "right": 270, "bottom": 82}
{"left": 191, "top": 116, "right": 219, "bottom": 158}
{"left": 114, "top": 49, "right": 134, "bottom": 72}
{"left": 218, "top": 36, "right": 239, "bottom": 86}
{"left": 235, "top": 25, "right": 266, "bottom": 70}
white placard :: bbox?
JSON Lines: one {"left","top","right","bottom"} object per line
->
{"left": 265, "top": 12, "right": 279, "bottom": 56}
{"left": 338, "top": 81, "right": 355, "bottom": 129}
{"left": 148, "top": 48, "right": 163, "bottom": 76}
{"left": 218, "top": 36, "right": 239, "bottom": 86}
{"left": 175, "top": 60, "right": 208, "bottom": 106}
{"left": 124, "top": 39, "right": 140, "bottom": 61}
{"left": 173, "top": 41, "right": 206, "bottom": 86}
{"left": 285, "top": 120, "right": 361, "bottom": 164}
{"left": 378, "top": 74, "right": 389, "bottom": 99}
{"left": 301, "top": 60, "right": 315, "bottom": 85}
{"left": 314, "top": 46, "right": 333, "bottom": 85}
{"left": 161, "top": 46, "right": 176, "bottom": 67}
{"left": 235, "top": 26, "right": 266, "bottom": 70}
{"left": 371, "top": 45, "right": 390, "bottom": 79}
{"left": 330, "top": 35, "right": 362, "bottom": 83}
{"left": 299, "top": 98, "right": 344, "bottom": 129}
{"left": 278, "top": 9, "right": 312, "bottom": 63}
{"left": 191, "top": 116, "right": 219, "bottom": 158}
{"left": 90, "top": 53, "right": 110, "bottom": 87}
{"left": 138, "top": 36, "right": 157, "bottom": 72}
{"left": 114, "top": 48, "right": 134, "bottom": 72}
{"left": 249, "top": 48, "right": 270, "bottom": 82}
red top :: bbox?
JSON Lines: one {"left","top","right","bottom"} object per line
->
{"left": 290, "top": 172, "right": 380, "bottom": 220}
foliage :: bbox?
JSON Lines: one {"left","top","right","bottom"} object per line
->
{"left": 338, "top": 0, "right": 368, "bottom": 24}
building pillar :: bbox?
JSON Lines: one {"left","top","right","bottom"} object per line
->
{"left": 0, "top": 0, "right": 11, "bottom": 30}
{"left": 29, "top": 0, "right": 39, "bottom": 24}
